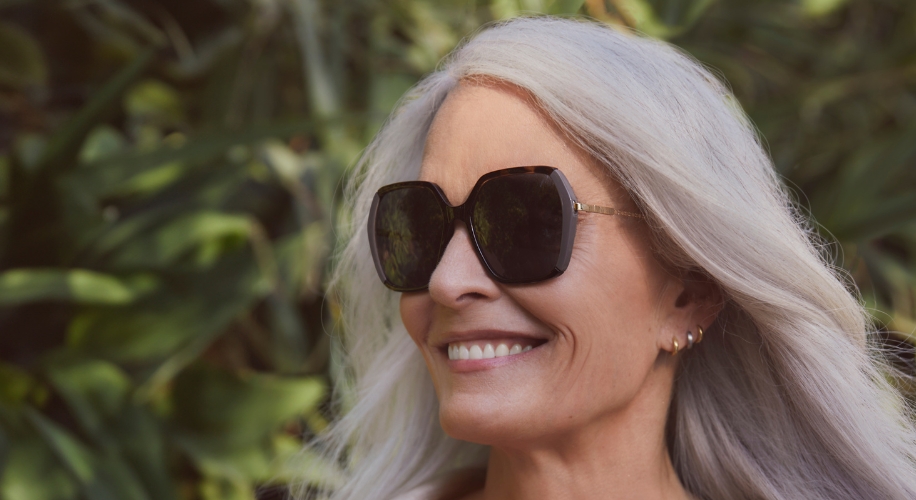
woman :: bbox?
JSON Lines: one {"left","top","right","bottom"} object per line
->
{"left": 300, "top": 16, "right": 916, "bottom": 499}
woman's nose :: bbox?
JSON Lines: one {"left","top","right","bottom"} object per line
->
{"left": 427, "top": 223, "right": 501, "bottom": 308}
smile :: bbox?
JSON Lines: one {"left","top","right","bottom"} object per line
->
{"left": 447, "top": 339, "right": 538, "bottom": 360}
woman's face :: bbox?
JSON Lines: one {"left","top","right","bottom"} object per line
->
{"left": 400, "top": 82, "right": 702, "bottom": 448}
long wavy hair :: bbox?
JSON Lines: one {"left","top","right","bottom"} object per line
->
{"left": 295, "top": 16, "right": 916, "bottom": 500}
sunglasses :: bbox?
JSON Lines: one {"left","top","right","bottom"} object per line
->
{"left": 367, "top": 166, "right": 643, "bottom": 292}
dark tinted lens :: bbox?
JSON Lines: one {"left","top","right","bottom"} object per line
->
{"left": 374, "top": 186, "right": 446, "bottom": 290}
{"left": 472, "top": 173, "right": 563, "bottom": 282}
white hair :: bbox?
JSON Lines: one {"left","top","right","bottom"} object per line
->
{"left": 295, "top": 16, "right": 916, "bottom": 500}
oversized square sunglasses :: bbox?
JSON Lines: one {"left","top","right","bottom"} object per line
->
{"left": 368, "top": 166, "right": 644, "bottom": 292}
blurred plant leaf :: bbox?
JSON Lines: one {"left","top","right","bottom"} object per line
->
{"left": 64, "top": 119, "right": 328, "bottom": 201}
{"left": 170, "top": 365, "right": 324, "bottom": 482}
{"left": 78, "top": 126, "right": 129, "bottom": 165}
{"left": 45, "top": 360, "right": 130, "bottom": 442}
{"left": 24, "top": 410, "right": 107, "bottom": 498}
{"left": 0, "top": 430, "right": 79, "bottom": 500}
{"left": 0, "top": 21, "right": 47, "bottom": 88}
{"left": 38, "top": 48, "right": 155, "bottom": 173}
{"left": 0, "top": 269, "right": 157, "bottom": 306}
{"left": 831, "top": 194, "right": 916, "bottom": 243}
{"left": 802, "top": 0, "right": 849, "bottom": 17}
{"left": 107, "top": 211, "right": 253, "bottom": 269}
{"left": 13, "top": 133, "right": 48, "bottom": 174}
{"left": 68, "top": 249, "right": 265, "bottom": 365}
{"left": 0, "top": 362, "right": 37, "bottom": 407}
{"left": 124, "top": 79, "right": 186, "bottom": 127}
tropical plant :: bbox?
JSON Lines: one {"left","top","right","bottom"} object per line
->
{"left": 0, "top": 0, "right": 913, "bottom": 499}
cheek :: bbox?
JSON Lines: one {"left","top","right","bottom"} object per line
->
{"left": 509, "top": 230, "right": 666, "bottom": 405}
{"left": 400, "top": 293, "right": 432, "bottom": 346}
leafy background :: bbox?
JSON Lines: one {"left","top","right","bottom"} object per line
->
{"left": 0, "top": 0, "right": 914, "bottom": 498}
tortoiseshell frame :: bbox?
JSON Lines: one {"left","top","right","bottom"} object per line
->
{"left": 367, "top": 166, "right": 642, "bottom": 292}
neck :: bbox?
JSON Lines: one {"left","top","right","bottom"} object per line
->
{"left": 475, "top": 361, "right": 690, "bottom": 500}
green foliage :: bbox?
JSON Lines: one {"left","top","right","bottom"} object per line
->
{"left": 0, "top": 0, "right": 914, "bottom": 498}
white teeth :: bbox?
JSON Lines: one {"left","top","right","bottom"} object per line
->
{"left": 447, "top": 341, "right": 537, "bottom": 361}
{"left": 469, "top": 345, "right": 483, "bottom": 359}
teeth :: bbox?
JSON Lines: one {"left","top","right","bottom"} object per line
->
{"left": 447, "top": 340, "right": 538, "bottom": 361}
{"left": 469, "top": 345, "right": 483, "bottom": 360}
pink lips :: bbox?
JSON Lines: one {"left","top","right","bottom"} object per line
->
{"left": 446, "top": 346, "right": 538, "bottom": 372}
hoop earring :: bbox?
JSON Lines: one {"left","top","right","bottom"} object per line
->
{"left": 696, "top": 325, "right": 704, "bottom": 343}
{"left": 672, "top": 337, "right": 679, "bottom": 356}
{"left": 686, "top": 331, "right": 695, "bottom": 349}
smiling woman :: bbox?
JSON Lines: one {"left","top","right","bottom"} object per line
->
{"left": 297, "top": 16, "right": 916, "bottom": 500}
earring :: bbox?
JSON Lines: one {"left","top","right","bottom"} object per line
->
{"left": 672, "top": 337, "right": 679, "bottom": 356}
{"left": 686, "top": 331, "right": 695, "bottom": 349}
{"left": 696, "top": 325, "right": 704, "bottom": 343}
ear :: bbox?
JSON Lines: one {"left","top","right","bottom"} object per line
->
{"left": 657, "top": 270, "right": 723, "bottom": 354}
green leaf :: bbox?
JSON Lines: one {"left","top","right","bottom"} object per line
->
{"left": 38, "top": 48, "right": 155, "bottom": 172}
{"left": 171, "top": 366, "right": 324, "bottom": 438}
{"left": 108, "top": 405, "right": 176, "bottom": 500}
{"left": 802, "top": 0, "right": 848, "bottom": 17}
{"left": 25, "top": 410, "right": 95, "bottom": 485}
{"left": 832, "top": 193, "right": 916, "bottom": 242}
{"left": 0, "top": 431, "right": 79, "bottom": 500}
{"left": 0, "top": 426, "right": 8, "bottom": 478}
{"left": 0, "top": 21, "right": 47, "bottom": 88}
{"left": 265, "top": 294, "right": 309, "bottom": 374}
{"left": 0, "top": 269, "right": 157, "bottom": 306}
{"left": 78, "top": 126, "right": 128, "bottom": 164}
{"left": 170, "top": 365, "right": 325, "bottom": 482}
{"left": 13, "top": 132, "right": 48, "bottom": 174}
{"left": 276, "top": 439, "right": 344, "bottom": 489}
{"left": 0, "top": 362, "right": 36, "bottom": 406}
{"left": 198, "top": 475, "right": 254, "bottom": 500}
{"left": 0, "top": 153, "right": 8, "bottom": 199}
{"left": 548, "top": 0, "right": 586, "bottom": 15}
{"left": 45, "top": 360, "right": 131, "bottom": 443}
{"left": 123, "top": 79, "right": 186, "bottom": 126}
{"left": 68, "top": 249, "right": 265, "bottom": 376}
{"left": 64, "top": 119, "right": 328, "bottom": 200}
{"left": 109, "top": 211, "right": 253, "bottom": 269}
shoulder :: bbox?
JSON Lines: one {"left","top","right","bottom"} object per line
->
{"left": 391, "top": 468, "right": 486, "bottom": 500}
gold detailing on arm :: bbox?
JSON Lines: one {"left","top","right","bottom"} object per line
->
{"left": 573, "top": 202, "right": 644, "bottom": 219}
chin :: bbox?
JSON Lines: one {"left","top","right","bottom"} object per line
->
{"left": 438, "top": 392, "right": 536, "bottom": 445}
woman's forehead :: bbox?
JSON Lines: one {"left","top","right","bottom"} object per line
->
{"left": 418, "top": 82, "right": 599, "bottom": 205}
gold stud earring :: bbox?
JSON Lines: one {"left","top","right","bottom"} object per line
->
{"left": 672, "top": 337, "right": 679, "bottom": 356}
{"left": 696, "top": 325, "right": 704, "bottom": 343}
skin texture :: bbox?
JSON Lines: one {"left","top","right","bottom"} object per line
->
{"left": 399, "top": 82, "right": 720, "bottom": 500}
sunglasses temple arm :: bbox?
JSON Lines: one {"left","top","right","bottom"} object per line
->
{"left": 573, "top": 202, "right": 644, "bottom": 219}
